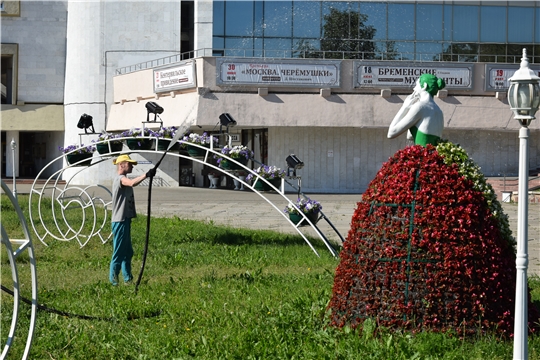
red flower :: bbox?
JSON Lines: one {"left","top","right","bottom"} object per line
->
{"left": 328, "top": 145, "right": 540, "bottom": 337}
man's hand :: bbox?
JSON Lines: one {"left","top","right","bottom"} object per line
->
{"left": 146, "top": 168, "right": 157, "bottom": 178}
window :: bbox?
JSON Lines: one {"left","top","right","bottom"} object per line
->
{"left": 263, "top": 1, "right": 292, "bottom": 38}
{"left": 225, "top": 1, "right": 254, "bottom": 37}
{"left": 293, "top": 1, "right": 320, "bottom": 38}
{"left": 508, "top": 6, "right": 534, "bottom": 43}
{"left": 361, "top": 2, "right": 386, "bottom": 40}
{"left": 388, "top": 3, "right": 414, "bottom": 41}
{"left": 453, "top": 5, "right": 479, "bottom": 42}
{"left": 480, "top": 6, "right": 506, "bottom": 43}
{"left": 1, "top": 44, "right": 17, "bottom": 105}
{"left": 417, "top": 4, "right": 443, "bottom": 41}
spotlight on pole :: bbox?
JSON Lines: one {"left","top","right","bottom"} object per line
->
{"left": 145, "top": 101, "right": 164, "bottom": 122}
{"left": 286, "top": 154, "right": 304, "bottom": 177}
{"left": 219, "top": 113, "right": 237, "bottom": 133}
{"left": 77, "top": 114, "right": 95, "bottom": 134}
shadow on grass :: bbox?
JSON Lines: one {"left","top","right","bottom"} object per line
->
{"left": 134, "top": 216, "right": 339, "bottom": 254}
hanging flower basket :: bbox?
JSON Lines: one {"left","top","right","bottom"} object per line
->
{"left": 284, "top": 198, "right": 323, "bottom": 225}
{"left": 186, "top": 144, "right": 209, "bottom": 158}
{"left": 126, "top": 138, "right": 153, "bottom": 150}
{"left": 215, "top": 145, "right": 253, "bottom": 170}
{"left": 253, "top": 178, "right": 281, "bottom": 192}
{"left": 180, "top": 132, "right": 219, "bottom": 157}
{"left": 153, "top": 126, "right": 181, "bottom": 151}
{"left": 122, "top": 128, "right": 154, "bottom": 150}
{"left": 93, "top": 132, "right": 123, "bottom": 154}
{"left": 219, "top": 157, "right": 248, "bottom": 171}
{"left": 66, "top": 153, "right": 93, "bottom": 166}
{"left": 96, "top": 141, "right": 123, "bottom": 154}
{"left": 289, "top": 212, "right": 319, "bottom": 226}
{"left": 60, "top": 144, "right": 95, "bottom": 166}
{"left": 157, "top": 139, "right": 180, "bottom": 151}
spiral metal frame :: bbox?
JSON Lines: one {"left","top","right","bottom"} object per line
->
{"left": 1, "top": 180, "right": 38, "bottom": 360}
{"left": 28, "top": 137, "right": 338, "bottom": 257}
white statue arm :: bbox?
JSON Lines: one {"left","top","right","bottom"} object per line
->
{"left": 387, "top": 94, "right": 422, "bottom": 139}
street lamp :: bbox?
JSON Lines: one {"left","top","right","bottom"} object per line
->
{"left": 10, "top": 138, "right": 17, "bottom": 198}
{"left": 508, "top": 48, "right": 540, "bottom": 360}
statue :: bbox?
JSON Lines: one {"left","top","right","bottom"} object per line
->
{"left": 328, "top": 74, "right": 540, "bottom": 336}
{"left": 387, "top": 74, "right": 446, "bottom": 146}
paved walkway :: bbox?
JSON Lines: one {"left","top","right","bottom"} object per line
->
{"left": 3, "top": 182, "right": 540, "bottom": 274}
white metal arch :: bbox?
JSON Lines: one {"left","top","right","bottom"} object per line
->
{"left": 1, "top": 180, "right": 38, "bottom": 360}
{"left": 29, "top": 137, "right": 338, "bottom": 257}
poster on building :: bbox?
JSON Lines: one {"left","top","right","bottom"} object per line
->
{"left": 354, "top": 62, "right": 473, "bottom": 89}
{"left": 153, "top": 61, "right": 196, "bottom": 93}
{"left": 216, "top": 58, "right": 341, "bottom": 87}
{"left": 485, "top": 64, "right": 540, "bottom": 91}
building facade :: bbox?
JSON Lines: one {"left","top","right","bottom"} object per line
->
{"left": 2, "top": 1, "right": 540, "bottom": 193}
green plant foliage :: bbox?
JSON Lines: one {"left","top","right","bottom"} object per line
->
{"left": 2, "top": 195, "right": 540, "bottom": 358}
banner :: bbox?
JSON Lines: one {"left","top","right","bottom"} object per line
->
{"left": 485, "top": 64, "right": 540, "bottom": 91}
{"left": 217, "top": 59, "right": 340, "bottom": 87}
{"left": 154, "top": 62, "right": 196, "bottom": 93}
{"left": 354, "top": 62, "right": 472, "bottom": 89}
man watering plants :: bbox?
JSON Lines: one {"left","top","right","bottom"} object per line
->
{"left": 110, "top": 154, "right": 155, "bottom": 286}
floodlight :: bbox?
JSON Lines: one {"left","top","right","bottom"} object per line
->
{"left": 218, "top": 113, "right": 237, "bottom": 134}
{"left": 146, "top": 101, "right": 164, "bottom": 122}
{"left": 286, "top": 154, "right": 304, "bottom": 176}
{"left": 77, "top": 113, "right": 95, "bottom": 134}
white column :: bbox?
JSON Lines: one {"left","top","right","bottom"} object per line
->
{"left": 514, "top": 125, "right": 530, "bottom": 360}
{"left": 5, "top": 131, "right": 19, "bottom": 178}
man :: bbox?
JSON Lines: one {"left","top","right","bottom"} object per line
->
{"left": 110, "top": 154, "right": 155, "bottom": 286}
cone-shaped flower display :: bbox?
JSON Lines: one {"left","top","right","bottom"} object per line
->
{"left": 329, "top": 143, "right": 539, "bottom": 337}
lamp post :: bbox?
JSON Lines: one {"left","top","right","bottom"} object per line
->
{"left": 10, "top": 138, "right": 17, "bottom": 198}
{"left": 508, "top": 48, "right": 540, "bottom": 360}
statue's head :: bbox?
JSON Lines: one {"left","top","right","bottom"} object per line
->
{"left": 418, "top": 74, "right": 446, "bottom": 97}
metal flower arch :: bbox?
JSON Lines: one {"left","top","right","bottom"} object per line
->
{"left": 29, "top": 136, "right": 339, "bottom": 257}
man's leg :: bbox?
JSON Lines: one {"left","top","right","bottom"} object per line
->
{"left": 121, "top": 218, "right": 134, "bottom": 283}
{"left": 110, "top": 221, "right": 126, "bottom": 285}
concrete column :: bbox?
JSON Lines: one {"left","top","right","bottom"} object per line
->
{"left": 194, "top": 0, "right": 213, "bottom": 56}
{"left": 64, "top": 0, "right": 105, "bottom": 145}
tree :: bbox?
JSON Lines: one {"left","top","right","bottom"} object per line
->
{"left": 320, "top": 8, "right": 376, "bottom": 60}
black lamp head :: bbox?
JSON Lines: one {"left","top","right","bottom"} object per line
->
{"left": 286, "top": 154, "right": 304, "bottom": 170}
{"left": 219, "top": 113, "right": 237, "bottom": 127}
{"left": 145, "top": 101, "right": 164, "bottom": 115}
{"left": 77, "top": 113, "right": 95, "bottom": 134}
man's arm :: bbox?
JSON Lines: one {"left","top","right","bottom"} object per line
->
{"left": 120, "top": 173, "right": 147, "bottom": 187}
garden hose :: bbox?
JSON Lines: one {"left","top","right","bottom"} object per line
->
{"left": 134, "top": 126, "right": 189, "bottom": 294}
{"left": 0, "top": 284, "right": 161, "bottom": 321}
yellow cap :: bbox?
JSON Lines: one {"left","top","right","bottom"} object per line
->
{"left": 113, "top": 154, "right": 138, "bottom": 165}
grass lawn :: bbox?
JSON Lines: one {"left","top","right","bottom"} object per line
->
{"left": 2, "top": 195, "right": 540, "bottom": 359}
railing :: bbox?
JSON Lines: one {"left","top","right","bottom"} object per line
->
{"left": 115, "top": 47, "right": 527, "bottom": 75}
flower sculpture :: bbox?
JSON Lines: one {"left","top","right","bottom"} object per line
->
{"left": 328, "top": 142, "right": 539, "bottom": 337}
